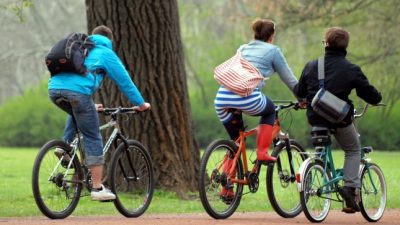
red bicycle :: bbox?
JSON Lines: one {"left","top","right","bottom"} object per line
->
{"left": 199, "top": 101, "right": 306, "bottom": 219}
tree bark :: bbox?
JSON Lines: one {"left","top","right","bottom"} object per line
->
{"left": 85, "top": 0, "right": 199, "bottom": 194}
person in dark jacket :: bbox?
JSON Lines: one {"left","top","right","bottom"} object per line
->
{"left": 294, "top": 27, "right": 382, "bottom": 212}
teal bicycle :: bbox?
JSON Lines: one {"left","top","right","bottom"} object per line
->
{"left": 297, "top": 104, "right": 386, "bottom": 222}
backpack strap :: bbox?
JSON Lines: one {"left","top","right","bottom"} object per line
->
{"left": 317, "top": 57, "right": 325, "bottom": 89}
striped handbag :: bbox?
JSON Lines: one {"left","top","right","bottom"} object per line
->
{"left": 214, "top": 51, "right": 264, "bottom": 97}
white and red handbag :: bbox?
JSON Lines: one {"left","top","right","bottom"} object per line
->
{"left": 214, "top": 51, "right": 264, "bottom": 97}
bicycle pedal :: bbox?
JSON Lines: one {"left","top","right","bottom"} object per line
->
{"left": 225, "top": 183, "right": 234, "bottom": 190}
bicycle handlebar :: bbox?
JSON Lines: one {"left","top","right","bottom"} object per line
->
{"left": 101, "top": 107, "right": 140, "bottom": 116}
{"left": 273, "top": 100, "right": 303, "bottom": 111}
{"left": 354, "top": 103, "right": 386, "bottom": 118}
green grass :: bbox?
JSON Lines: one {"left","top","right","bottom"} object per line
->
{"left": 0, "top": 147, "right": 398, "bottom": 217}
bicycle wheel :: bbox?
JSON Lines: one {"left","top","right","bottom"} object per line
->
{"left": 32, "top": 140, "right": 83, "bottom": 219}
{"left": 198, "top": 139, "right": 244, "bottom": 219}
{"left": 109, "top": 140, "right": 154, "bottom": 217}
{"left": 359, "top": 163, "right": 386, "bottom": 222}
{"left": 300, "top": 159, "right": 331, "bottom": 223}
{"left": 266, "top": 139, "right": 306, "bottom": 218}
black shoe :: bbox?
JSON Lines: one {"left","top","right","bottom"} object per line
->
{"left": 54, "top": 148, "right": 73, "bottom": 168}
{"left": 338, "top": 186, "right": 360, "bottom": 213}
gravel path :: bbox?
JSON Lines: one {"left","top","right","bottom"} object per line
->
{"left": 2, "top": 210, "right": 399, "bottom": 225}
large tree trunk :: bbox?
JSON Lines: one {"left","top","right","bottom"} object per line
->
{"left": 86, "top": 0, "right": 199, "bottom": 194}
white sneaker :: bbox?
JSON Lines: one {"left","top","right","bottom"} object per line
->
{"left": 91, "top": 185, "right": 116, "bottom": 201}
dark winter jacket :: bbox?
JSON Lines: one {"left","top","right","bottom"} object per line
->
{"left": 294, "top": 47, "right": 382, "bottom": 128}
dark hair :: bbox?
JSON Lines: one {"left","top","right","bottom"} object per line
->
{"left": 92, "top": 25, "right": 114, "bottom": 41}
{"left": 252, "top": 19, "right": 275, "bottom": 42}
{"left": 325, "top": 27, "right": 349, "bottom": 49}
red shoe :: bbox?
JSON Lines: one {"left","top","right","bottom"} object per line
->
{"left": 256, "top": 124, "right": 277, "bottom": 163}
{"left": 219, "top": 152, "right": 235, "bottom": 204}
{"left": 219, "top": 186, "right": 234, "bottom": 204}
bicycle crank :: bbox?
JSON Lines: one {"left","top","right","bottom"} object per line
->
{"left": 248, "top": 172, "right": 259, "bottom": 193}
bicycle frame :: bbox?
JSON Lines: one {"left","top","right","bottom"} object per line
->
{"left": 53, "top": 109, "right": 132, "bottom": 187}
{"left": 296, "top": 141, "right": 379, "bottom": 196}
{"left": 296, "top": 144, "right": 339, "bottom": 195}
{"left": 99, "top": 116, "right": 127, "bottom": 155}
{"left": 221, "top": 114, "right": 292, "bottom": 186}
{"left": 316, "top": 145, "right": 343, "bottom": 195}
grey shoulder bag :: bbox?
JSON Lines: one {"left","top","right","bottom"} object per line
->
{"left": 311, "top": 57, "right": 351, "bottom": 123}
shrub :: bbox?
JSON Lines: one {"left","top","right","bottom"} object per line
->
{"left": 0, "top": 80, "right": 65, "bottom": 147}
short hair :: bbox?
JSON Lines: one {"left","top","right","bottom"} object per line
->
{"left": 92, "top": 25, "right": 114, "bottom": 41}
{"left": 252, "top": 19, "right": 275, "bottom": 42}
{"left": 324, "top": 27, "right": 349, "bottom": 49}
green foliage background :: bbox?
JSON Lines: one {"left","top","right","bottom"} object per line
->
{"left": 179, "top": 0, "right": 400, "bottom": 150}
{"left": 0, "top": 81, "right": 65, "bottom": 146}
{"left": 0, "top": 0, "right": 398, "bottom": 150}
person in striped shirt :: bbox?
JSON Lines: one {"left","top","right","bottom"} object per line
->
{"left": 215, "top": 18, "right": 298, "bottom": 202}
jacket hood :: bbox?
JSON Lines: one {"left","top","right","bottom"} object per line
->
{"left": 90, "top": 34, "right": 113, "bottom": 49}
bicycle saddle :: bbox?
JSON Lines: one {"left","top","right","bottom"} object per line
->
{"left": 311, "top": 126, "right": 331, "bottom": 147}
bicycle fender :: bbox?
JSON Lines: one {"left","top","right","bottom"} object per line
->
{"left": 358, "top": 163, "right": 366, "bottom": 179}
{"left": 296, "top": 157, "right": 323, "bottom": 192}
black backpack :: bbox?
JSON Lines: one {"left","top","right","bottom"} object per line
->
{"left": 45, "top": 32, "right": 95, "bottom": 76}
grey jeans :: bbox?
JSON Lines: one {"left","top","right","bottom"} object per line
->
{"left": 334, "top": 123, "right": 361, "bottom": 188}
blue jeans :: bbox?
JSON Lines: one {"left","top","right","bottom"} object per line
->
{"left": 49, "top": 89, "right": 104, "bottom": 166}
{"left": 63, "top": 115, "right": 76, "bottom": 143}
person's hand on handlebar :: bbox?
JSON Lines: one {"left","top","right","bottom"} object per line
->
{"left": 95, "top": 103, "right": 104, "bottom": 112}
{"left": 298, "top": 99, "right": 308, "bottom": 109}
{"left": 136, "top": 102, "right": 151, "bottom": 112}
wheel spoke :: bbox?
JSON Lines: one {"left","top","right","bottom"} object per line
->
{"left": 199, "top": 139, "right": 243, "bottom": 219}
{"left": 360, "top": 164, "right": 386, "bottom": 222}
{"left": 111, "top": 141, "right": 154, "bottom": 217}
{"left": 32, "top": 140, "right": 82, "bottom": 219}
{"left": 300, "top": 160, "right": 331, "bottom": 222}
{"left": 266, "top": 141, "right": 305, "bottom": 218}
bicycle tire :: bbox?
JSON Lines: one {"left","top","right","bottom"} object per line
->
{"left": 300, "top": 159, "right": 331, "bottom": 223}
{"left": 32, "top": 140, "right": 83, "bottom": 219}
{"left": 109, "top": 140, "right": 154, "bottom": 217}
{"left": 266, "top": 139, "right": 306, "bottom": 218}
{"left": 359, "top": 163, "right": 386, "bottom": 222}
{"left": 198, "top": 139, "right": 244, "bottom": 219}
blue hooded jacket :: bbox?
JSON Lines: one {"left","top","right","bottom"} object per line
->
{"left": 48, "top": 34, "right": 145, "bottom": 106}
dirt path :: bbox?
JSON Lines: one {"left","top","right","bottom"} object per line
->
{"left": 2, "top": 210, "right": 399, "bottom": 225}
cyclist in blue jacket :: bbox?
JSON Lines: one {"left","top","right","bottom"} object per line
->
{"left": 48, "top": 25, "right": 150, "bottom": 201}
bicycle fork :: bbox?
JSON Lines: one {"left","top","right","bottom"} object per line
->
{"left": 118, "top": 148, "right": 139, "bottom": 182}
{"left": 276, "top": 139, "right": 296, "bottom": 183}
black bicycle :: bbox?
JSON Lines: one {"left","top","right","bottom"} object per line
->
{"left": 32, "top": 107, "right": 154, "bottom": 219}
